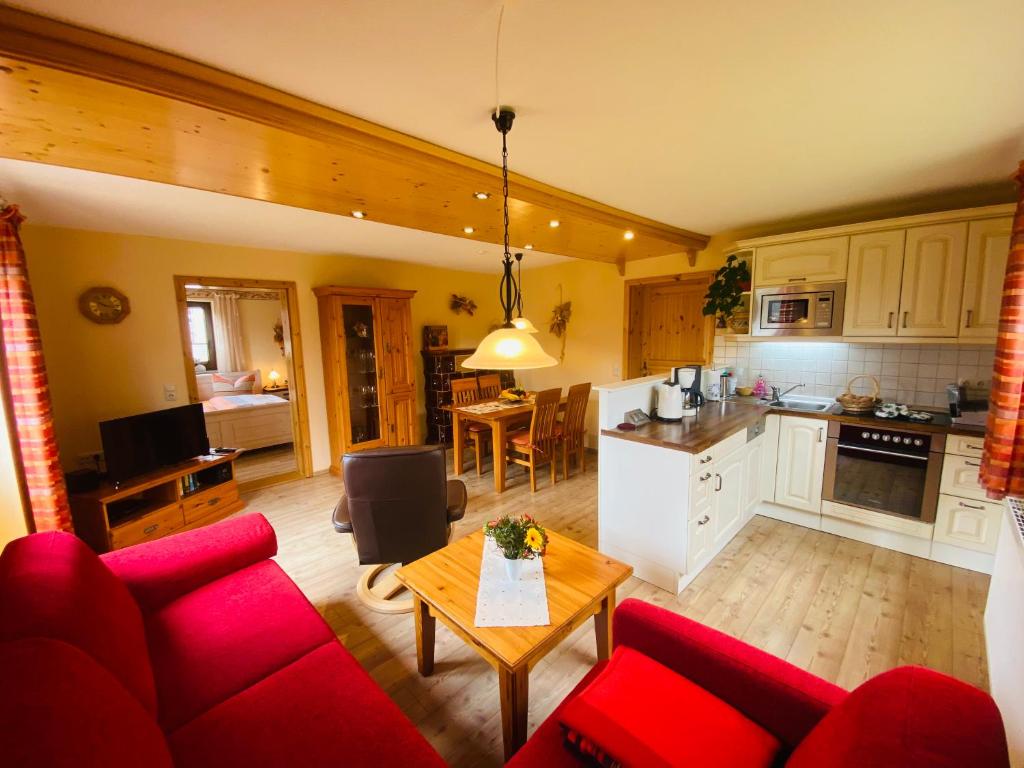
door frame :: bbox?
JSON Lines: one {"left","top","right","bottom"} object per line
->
{"left": 622, "top": 272, "right": 717, "bottom": 379}
{"left": 173, "top": 275, "right": 313, "bottom": 489}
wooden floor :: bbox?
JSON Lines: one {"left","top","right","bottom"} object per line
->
{"left": 241, "top": 456, "right": 990, "bottom": 767}
{"left": 234, "top": 443, "right": 297, "bottom": 484}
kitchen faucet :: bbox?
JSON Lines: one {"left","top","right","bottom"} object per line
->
{"left": 770, "top": 383, "right": 805, "bottom": 402}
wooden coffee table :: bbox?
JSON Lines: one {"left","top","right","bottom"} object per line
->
{"left": 395, "top": 530, "right": 632, "bottom": 760}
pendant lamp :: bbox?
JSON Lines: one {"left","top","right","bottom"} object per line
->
{"left": 463, "top": 110, "right": 557, "bottom": 371}
{"left": 510, "top": 252, "right": 540, "bottom": 333}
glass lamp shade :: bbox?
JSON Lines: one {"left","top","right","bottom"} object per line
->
{"left": 511, "top": 316, "right": 539, "bottom": 333}
{"left": 462, "top": 327, "right": 558, "bottom": 370}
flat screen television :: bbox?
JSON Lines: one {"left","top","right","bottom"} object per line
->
{"left": 100, "top": 403, "right": 210, "bottom": 485}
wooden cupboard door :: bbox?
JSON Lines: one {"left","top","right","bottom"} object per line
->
{"left": 384, "top": 392, "right": 417, "bottom": 446}
{"left": 940, "top": 454, "right": 987, "bottom": 502}
{"left": 843, "top": 230, "right": 905, "bottom": 336}
{"left": 960, "top": 217, "right": 1012, "bottom": 340}
{"left": 753, "top": 236, "right": 849, "bottom": 286}
{"left": 934, "top": 494, "right": 1002, "bottom": 554}
{"left": 898, "top": 223, "right": 967, "bottom": 337}
{"left": 377, "top": 297, "right": 415, "bottom": 395}
{"left": 713, "top": 447, "right": 745, "bottom": 550}
{"left": 774, "top": 416, "right": 826, "bottom": 513}
{"left": 640, "top": 276, "right": 714, "bottom": 375}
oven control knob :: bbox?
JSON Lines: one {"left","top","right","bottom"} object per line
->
{"left": 871, "top": 433, "right": 879, "bottom": 440}
{"left": 913, "top": 438, "right": 924, "bottom": 447}
{"left": 861, "top": 431, "right": 870, "bottom": 439}
{"left": 892, "top": 436, "right": 902, "bottom": 444}
{"left": 881, "top": 434, "right": 891, "bottom": 441}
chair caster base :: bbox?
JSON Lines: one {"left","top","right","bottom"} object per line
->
{"left": 357, "top": 564, "right": 413, "bottom": 614}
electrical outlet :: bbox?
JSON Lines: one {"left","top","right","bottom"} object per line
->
{"left": 164, "top": 384, "right": 177, "bottom": 402}
{"left": 612, "top": 363, "right": 622, "bottom": 377}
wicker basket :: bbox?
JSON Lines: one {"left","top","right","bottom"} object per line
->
{"left": 836, "top": 375, "right": 881, "bottom": 413}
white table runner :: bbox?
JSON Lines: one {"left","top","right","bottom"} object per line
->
{"left": 474, "top": 538, "right": 551, "bottom": 627}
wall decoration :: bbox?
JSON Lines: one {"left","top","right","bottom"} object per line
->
{"left": 273, "top": 320, "right": 285, "bottom": 355}
{"left": 78, "top": 286, "right": 131, "bottom": 324}
{"left": 450, "top": 293, "right": 477, "bottom": 316}
{"left": 549, "top": 285, "right": 572, "bottom": 362}
{"left": 423, "top": 325, "right": 449, "bottom": 351}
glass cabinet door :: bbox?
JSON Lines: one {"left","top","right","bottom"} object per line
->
{"left": 342, "top": 302, "right": 381, "bottom": 445}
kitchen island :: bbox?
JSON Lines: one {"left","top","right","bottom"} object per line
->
{"left": 596, "top": 377, "right": 771, "bottom": 593}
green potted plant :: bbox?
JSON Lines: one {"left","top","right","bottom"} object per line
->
{"left": 484, "top": 514, "right": 548, "bottom": 580}
{"left": 702, "top": 254, "right": 751, "bottom": 329}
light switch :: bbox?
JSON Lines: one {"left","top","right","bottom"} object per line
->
{"left": 164, "top": 384, "right": 177, "bottom": 402}
{"left": 612, "top": 363, "right": 622, "bottom": 377}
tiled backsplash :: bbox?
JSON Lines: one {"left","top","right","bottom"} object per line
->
{"left": 713, "top": 340, "right": 994, "bottom": 409}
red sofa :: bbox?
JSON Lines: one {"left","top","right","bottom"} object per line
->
{"left": 0, "top": 513, "right": 444, "bottom": 768}
{"left": 509, "top": 598, "right": 1010, "bottom": 768}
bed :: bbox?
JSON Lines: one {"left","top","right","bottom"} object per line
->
{"left": 196, "top": 371, "right": 293, "bottom": 451}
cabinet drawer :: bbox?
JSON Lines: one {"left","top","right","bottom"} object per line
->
{"left": 945, "top": 434, "right": 984, "bottom": 459}
{"left": 940, "top": 455, "right": 986, "bottom": 501}
{"left": 690, "top": 429, "right": 745, "bottom": 477}
{"left": 686, "top": 509, "right": 712, "bottom": 572}
{"left": 690, "top": 469, "right": 714, "bottom": 520}
{"left": 182, "top": 481, "right": 239, "bottom": 523}
{"left": 111, "top": 503, "right": 184, "bottom": 549}
{"left": 934, "top": 494, "right": 1002, "bottom": 554}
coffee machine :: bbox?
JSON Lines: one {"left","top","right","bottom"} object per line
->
{"left": 676, "top": 365, "right": 705, "bottom": 410}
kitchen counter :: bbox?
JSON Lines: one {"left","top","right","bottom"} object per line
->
{"left": 600, "top": 400, "right": 770, "bottom": 454}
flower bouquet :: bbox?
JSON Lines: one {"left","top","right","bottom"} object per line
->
{"left": 483, "top": 514, "right": 549, "bottom": 580}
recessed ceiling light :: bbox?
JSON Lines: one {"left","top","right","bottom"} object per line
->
{"left": 624, "top": 230, "right": 635, "bottom": 240}
{"left": 351, "top": 210, "right": 366, "bottom": 219}
{"left": 524, "top": 244, "right": 534, "bottom": 250}
{"left": 473, "top": 192, "right": 491, "bottom": 200}
{"left": 549, "top": 219, "right": 560, "bottom": 228}
{"left": 463, "top": 226, "right": 475, "bottom": 234}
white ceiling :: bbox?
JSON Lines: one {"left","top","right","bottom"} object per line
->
{"left": 0, "top": 158, "right": 568, "bottom": 271}
{"left": 4, "top": 0, "right": 1024, "bottom": 239}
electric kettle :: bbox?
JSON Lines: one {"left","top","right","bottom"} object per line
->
{"left": 655, "top": 374, "right": 684, "bottom": 421}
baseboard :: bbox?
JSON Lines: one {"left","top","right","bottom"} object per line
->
{"left": 755, "top": 501, "right": 822, "bottom": 530}
{"left": 820, "top": 515, "right": 932, "bottom": 558}
{"left": 929, "top": 541, "right": 994, "bottom": 574}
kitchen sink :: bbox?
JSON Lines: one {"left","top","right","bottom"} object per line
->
{"left": 766, "top": 397, "right": 834, "bottom": 412}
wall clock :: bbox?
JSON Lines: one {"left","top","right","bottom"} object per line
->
{"left": 78, "top": 286, "right": 131, "bottom": 324}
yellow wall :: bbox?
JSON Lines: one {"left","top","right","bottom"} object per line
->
{"left": 236, "top": 296, "right": 287, "bottom": 384}
{"left": 22, "top": 225, "right": 504, "bottom": 473}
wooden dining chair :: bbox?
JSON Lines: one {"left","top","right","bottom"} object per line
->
{"left": 506, "top": 387, "right": 562, "bottom": 492}
{"left": 477, "top": 373, "right": 503, "bottom": 399}
{"left": 450, "top": 377, "right": 489, "bottom": 476}
{"left": 560, "top": 382, "right": 592, "bottom": 479}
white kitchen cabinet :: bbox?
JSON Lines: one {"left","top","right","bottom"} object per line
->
{"left": 713, "top": 446, "right": 746, "bottom": 550}
{"left": 940, "top": 453, "right": 987, "bottom": 502}
{"left": 742, "top": 433, "right": 764, "bottom": 521}
{"left": 843, "top": 230, "right": 906, "bottom": 336}
{"left": 960, "top": 217, "right": 1012, "bottom": 340}
{"left": 754, "top": 236, "right": 849, "bottom": 286}
{"left": 898, "top": 223, "right": 967, "bottom": 337}
{"left": 946, "top": 434, "right": 985, "bottom": 459}
{"left": 774, "top": 415, "right": 827, "bottom": 513}
{"left": 934, "top": 494, "right": 1002, "bottom": 554}
{"left": 759, "top": 414, "right": 780, "bottom": 503}
{"left": 686, "top": 508, "right": 712, "bottom": 573}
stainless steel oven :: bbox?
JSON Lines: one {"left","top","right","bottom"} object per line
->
{"left": 753, "top": 281, "right": 845, "bottom": 336}
{"left": 823, "top": 422, "right": 944, "bottom": 523}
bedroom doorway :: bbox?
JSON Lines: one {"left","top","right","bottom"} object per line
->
{"left": 173, "top": 276, "right": 312, "bottom": 491}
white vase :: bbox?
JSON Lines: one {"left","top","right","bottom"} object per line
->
{"left": 503, "top": 557, "right": 523, "bottom": 581}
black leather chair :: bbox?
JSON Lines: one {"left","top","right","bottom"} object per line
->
{"left": 332, "top": 444, "right": 467, "bottom": 613}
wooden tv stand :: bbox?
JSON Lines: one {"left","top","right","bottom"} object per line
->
{"left": 69, "top": 450, "right": 245, "bottom": 553}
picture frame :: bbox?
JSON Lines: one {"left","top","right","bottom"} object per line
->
{"left": 423, "top": 325, "right": 449, "bottom": 351}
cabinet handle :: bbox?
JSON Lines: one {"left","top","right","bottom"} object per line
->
{"left": 958, "top": 501, "right": 985, "bottom": 510}
{"left": 965, "top": 443, "right": 983, "bottom": 451}
{"left": 699, "top": 454, "right": 712, "bottom": 465}
{"left": 715, "top": 473, "right": 722, "bottom": 492}
{"left": 818, "top": 427, "right": 824, "bottom": 443}
{"left": 902, "top": 311, "right": 909, "bottom": 329}
{"left": 699, "top": 472, "right": 712, "bottom": 481}
{"left": 787, "top": 277, "right": 807, "bottom": 282}
{"left": 964, "top": 460, "right": 981, "bottom": 468}
{"left": 697, "top": 515, "right": 710, "bottom": 526}
{"left": 207, "top": 497, "right": 220, "bottom": 506}
{"left": 964, "top": 309, "right": 973, "bottom": 329}
{"left": 144, "top": 524, "right": 159, "bottom": 535}
{"left": 887, "top": 311, "right": 894, "bottom": 329}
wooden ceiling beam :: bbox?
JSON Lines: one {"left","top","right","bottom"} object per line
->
{"left": 0, "top": 6, "right": 709, "bottom": 264}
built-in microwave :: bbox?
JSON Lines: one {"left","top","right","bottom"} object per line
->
{"left": 753, "top": 281, "right": 845, "bottom": 336}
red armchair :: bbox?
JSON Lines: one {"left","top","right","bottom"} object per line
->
{"left": 0, "top": 514, "right": 444, "bottom": 768}
{"left": 509, "top": 598, "right": 1010, "bottom": 768}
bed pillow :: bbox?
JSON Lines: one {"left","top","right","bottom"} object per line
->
{"left": 558, "top": 646, "right": 780, "bottom": 768}
{"left": 233, "top": 373, "right": 256, "bottom": 390}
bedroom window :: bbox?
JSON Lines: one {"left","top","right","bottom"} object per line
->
{"left": 187, "top": 301, "right": 217, "bottom": 369}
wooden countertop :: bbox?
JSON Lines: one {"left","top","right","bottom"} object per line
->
{"left": 601, "top": 400, "right": 770, "bottom": 454}
{"left": 601, "top": 397, "right": 985, "bottom": 454}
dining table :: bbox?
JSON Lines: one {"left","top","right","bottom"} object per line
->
{"left": 443, "top": 396, "right": 564, "bottom": 493}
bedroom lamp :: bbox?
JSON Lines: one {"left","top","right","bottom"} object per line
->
{"left": 463, "top": 110, "right": 557, "bottom": 371}
{"left": 268, "top": 370, "right": 281, "bottom": 385}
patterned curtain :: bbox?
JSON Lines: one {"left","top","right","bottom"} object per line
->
{"left": 980, "top": 161, "right": 1024, "bottom": 500}
{"left": 0, "top": 205, "right": 71, "bottom": 531}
